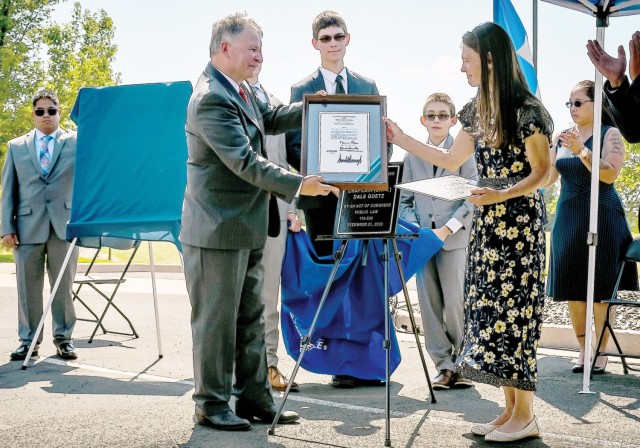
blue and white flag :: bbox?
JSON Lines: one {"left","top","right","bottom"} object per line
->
{"left": 494, "top": 0, "right": 540, "bottom": 98}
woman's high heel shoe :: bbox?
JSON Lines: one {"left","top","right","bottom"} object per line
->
{"left": 592, "top": 356, "right": 608, "bottom": 375}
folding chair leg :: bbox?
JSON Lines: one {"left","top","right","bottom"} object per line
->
{"left": 607, "top": 322, "right": 630, "bottom": 374}
{"left": 73, "top": 287, "right": 108, "bottom": 334}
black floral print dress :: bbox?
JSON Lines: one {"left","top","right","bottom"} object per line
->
{"left": 454, "top": 97, "right": 553, "bottom": 391}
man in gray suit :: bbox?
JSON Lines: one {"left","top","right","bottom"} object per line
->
{"left": 399, "top": 93, "right": 477, "bottom": 390}
{"left": 248, "top": 64, "right": 301, "bottom": 393}
{"left": 181, "top": 12, "right": 337, "bottom": 431}
{"left": 286, "top": 10, "right": 391, "bottom": 389}
{"left": 1, "top": 89, "right": 79, "bottom": 361}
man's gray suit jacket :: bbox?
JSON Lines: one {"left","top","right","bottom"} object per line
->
{"left": 180, "top": 63, "right": 303, "bottom": 250}
{"left": 1, "top": 128, "right": 76, "bottom": 242}
{"left": 398, "top": 135, "right": 477, "bottom": 250}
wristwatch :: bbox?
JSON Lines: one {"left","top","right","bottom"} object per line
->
{"left": 579, "top": 147, "right": 590, "bottom": 159}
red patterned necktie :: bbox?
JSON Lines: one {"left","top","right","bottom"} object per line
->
{"left": 239, "top": 88, "right": 250, "bottom": 105}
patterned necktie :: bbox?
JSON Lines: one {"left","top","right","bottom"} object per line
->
{"left": 239, "top": 87, "right": 250, "bottom": 105}
{"left": 335, "top": 74, "right": 346, "bottom": 94}
{"left": 38, "top": 135, "right": 53, "bottom": 177}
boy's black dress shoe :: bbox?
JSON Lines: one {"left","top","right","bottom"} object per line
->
{"left": 194, "top": 409, "right": 251, "bottom": 431}
{"left": 56, "top": 342, "right": 78, "bottom": 360}
{"left": 236, "top": 403, "right": 300, "bottom": 424}
{"left": 331, "top": 375, "right": 356, "bottom": 388}
{"left": 10, "top": 344, "right": 39, "bottom": 361}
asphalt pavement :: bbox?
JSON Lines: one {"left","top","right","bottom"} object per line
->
{"left": 1, "top": 264, "right": 639, "bottom": 448}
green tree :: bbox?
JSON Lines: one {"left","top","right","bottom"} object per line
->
{"left": 0, "top": 1, "right": 119, "bottom": 166}
{"left": 616, "top": 139, "right": 640, "bottom": 232}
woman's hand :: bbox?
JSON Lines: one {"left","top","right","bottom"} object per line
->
{"left": 558, "top": 129, "right": 584, "bottom": 155}
{"left": 469, "top": 187, "right": 504, "bottom": 206}
{"left": 382, "top": 117, "right": 404, "bottom": 145}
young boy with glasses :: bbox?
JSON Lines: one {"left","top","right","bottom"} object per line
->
{"left": 285, "top": 10, "right": 389, "bottom": 389}
{"left": 399, "top": 93, "right": 477, "bottom": 390}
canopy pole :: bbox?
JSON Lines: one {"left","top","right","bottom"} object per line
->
{"left": 148, "top": 241, "right": 163, "bottom": 358}
{"left": 580, "top": 23, "right": 607, "bottom": 395}
{"left": 532, "top": 0, "right": 538, "bottom": 70}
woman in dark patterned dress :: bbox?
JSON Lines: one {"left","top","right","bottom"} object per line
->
{"left": 546, "top": 80, "right": 637, "bottom": 374}
{"left": 384, "top": 22, "right": 552, "bottom": 443}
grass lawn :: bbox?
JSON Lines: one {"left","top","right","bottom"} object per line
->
{"left": 0, "top": 241, "right": 182, "bottom": 265}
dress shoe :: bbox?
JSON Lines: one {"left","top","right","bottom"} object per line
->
{"left": 355, "top": 378, "right": 385, "bottom": 387}
{"left": 572, "top": 363, "right": 584, "bottom": 373}
{"left": 56, "top": 342, "right": 78, "bottom": 360}
{"left": 331, "top": 375, "right": 356, "bottom": 388}
{"left": 484, "top": 416, "right": 540, "bottom": 442}
{"left": 452, "top": 372, "right": 474, "bottom": 388}
{"left": 268, "top": 365, "right": 299, "bottom": 392}
{"left": 10, "top": 344, "right": 39, "bottom": 361}
{"left": 592, "top": 356, "right": 608, "bottom": 375}
{"left": 236, "top": 403, "right": 300, "bottom": 424}
{"left": 194, "top": 409, "right": 251, "bottom": 431}
{"left": 432, "top": 369, "right": 455, "bottom": 390}
{"left": 471, "top": 422, "right": 500, "bottom": 436}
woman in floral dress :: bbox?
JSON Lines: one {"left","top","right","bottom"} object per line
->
{"left": 384, "top": 22, "right": 553, "bottom": 443}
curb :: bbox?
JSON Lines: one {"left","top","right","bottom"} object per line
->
{"left": 393, "top": 309, "right": 640, "bottom": 357}
{"left": 0, "top": 262, "right": 183, "bottom": 274}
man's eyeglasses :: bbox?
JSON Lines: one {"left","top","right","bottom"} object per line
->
{"left": 425, "top": 113, "right": 451, "bottom": 121}
{"left": 565, "top": 100, "right": 593, "bottom": 108}
{"left": 34, "top": 107, "right": 59, "bottom": 117}
{"left": 317, "top": 34, "right": 347, "bottom": 43}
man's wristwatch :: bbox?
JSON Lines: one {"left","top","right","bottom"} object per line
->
{"left": 579, "top": 147, "right": 590, "bottom": 159}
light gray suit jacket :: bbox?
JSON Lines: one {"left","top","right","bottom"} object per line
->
{"left": 180, "top": 63, "right": 303, "bottom": 250}
{"left": 1, "top": 128, "right": 76, "bottom": 243}
{"left": 399, "top": 135, "right": 477, "bottom": 251}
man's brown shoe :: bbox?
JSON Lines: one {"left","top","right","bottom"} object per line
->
{"left": 452, "top": 372, "right": 474, "bottom": 388}
{"left": 268, "top": 365, "right": 299, "bottom": 392}
{"left": 432, "top": 369, "right": 455, "bottom": 390}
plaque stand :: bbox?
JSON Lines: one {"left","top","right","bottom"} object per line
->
{"left": 268, "top": 234, "right": 436, "bottom": 447}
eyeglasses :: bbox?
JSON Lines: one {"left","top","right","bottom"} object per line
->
{"left": 34, "top": 107, "right": 59, "bottom": 116}
{"left": 425, "top": 113, "right": 451, "bottom": 121}
{"left": 316, "top": 33, "right": 347, "bottom": 43}
{"left": 565, "top": 100, "right": 593, "bottom": 108}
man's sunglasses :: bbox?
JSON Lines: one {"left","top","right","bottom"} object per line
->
{"left": 317, "top": 33, "right": 347, "bottom": 43}
{"left": 425, "top": 113, "right": 451, "bottom": 121}
{"left": 565, "top": 100, "right": 593, "bottom": 108}
{"left": 34, "top": 107, "right": 59, "bottom": 116}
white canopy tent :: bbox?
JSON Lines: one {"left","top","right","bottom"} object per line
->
{"left": 539, "top": 0, "right": 640, "bottom": 393}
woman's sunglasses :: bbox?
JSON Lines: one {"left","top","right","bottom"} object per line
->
{"left": 565, "top": 100, "right": 593, "bottom": 108}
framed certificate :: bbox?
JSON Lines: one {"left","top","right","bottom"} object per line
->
{"left": 301, "top": 94, "right": 388, "bottom": 190}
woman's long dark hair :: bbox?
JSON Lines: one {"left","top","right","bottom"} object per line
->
{"left": 574, "top": 79, "right": 615, "bottom": 127}
{"left": 463, "top": 22, "right": 541, "bottom": 149}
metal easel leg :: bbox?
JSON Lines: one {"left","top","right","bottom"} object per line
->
{"left": 382, "top": 239, "right": 392, "bottom": 447}
{"left": 391, "top": 239, "right": 436, "bottom": 403}
{"left": 268, "top": 239, "right": 349, "bottom": 436}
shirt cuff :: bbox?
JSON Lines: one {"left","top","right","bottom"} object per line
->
{"left": 445, "top": 218, "right": 463, "bottom": 234}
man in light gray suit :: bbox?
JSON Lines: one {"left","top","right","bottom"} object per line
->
{"left": 181, "top": 12, "right": 337, "bottom": 432}
{"left": 1, "top": 89, "right": 79, "bottom": 361}
{"left": 399, "top": 93, "right": 477, "bottom": 390}
{"left": 247, "top": 64, "right": 301, "bottom": 393}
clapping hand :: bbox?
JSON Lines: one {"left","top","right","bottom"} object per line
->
{"left": 558, "top": 128, "right": 583, "bottom": 155}
{"left": 587, "top": 39, "right": 627, "bottom": 88}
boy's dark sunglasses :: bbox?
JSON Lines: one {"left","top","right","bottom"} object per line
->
{"left": 565, "top": 100, "right": 593, "bottom": 108}
{"left": 317, "top": 33, "right": 347, "bottom": 43}
{"left": 425, "top": 113, "right": 451, "bottom": 121}
{"left": 34, "top": 107, "right": 59, "bottom": 116}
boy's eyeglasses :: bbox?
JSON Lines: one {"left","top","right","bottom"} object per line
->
{"left": 317, "top": 34, "right": 347, "bottom": 43}
{"left": 34, "top": 107, "right": 59, "bottom": 116}
{"left": 565, "top": 100, "right": 593, "bottom": 108}
{"left": 425, "top": 113, "right": 451, "bottom": 121}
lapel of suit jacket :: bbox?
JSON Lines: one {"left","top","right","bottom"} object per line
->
{"left": 48, "top": 129, "right": 67, "bottom": 173}
{"left": 345, "top": 69, "right": 361, "bottom": 94}
{"left": 208, "top": 65, "right": 263, "bottom": 133}
{"left": 26, "top": 130, "right": 41, "bottom": 176}
{"left": 433, "top": 134, "right": 454, "bottom": 177}
{"left": 310, "top": 69, "right": 327, "bottom": 94}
